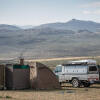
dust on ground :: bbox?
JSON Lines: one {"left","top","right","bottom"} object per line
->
{"left": 0, "top": 84, "right": 100, "bottom": 100}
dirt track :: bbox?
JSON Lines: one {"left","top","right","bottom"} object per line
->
{"left": 0, "top": 84, "right": 100, "bottom": 100}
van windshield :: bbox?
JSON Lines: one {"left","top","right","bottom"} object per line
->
{"left": 88, "top": 66, "right": 98, "bottom": 74}
{"left": 54, "top": 66, "right": 62, "bottom": 73}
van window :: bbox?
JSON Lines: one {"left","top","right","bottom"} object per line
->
{"left": 88, "top": 66, "right": 98, "bottom": 74}
{"left": 55, "top": 66, "right": 62, "bottom": 73}
{"left": 89, "top": 66, "right": 97, "bottom": 71}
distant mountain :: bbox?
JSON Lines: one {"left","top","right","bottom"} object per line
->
{"left": 36, "top": 19, "right": 100, "bottom": 32}
{"left": 65, "top": 19, "right": 100, "bottom": 32}
{"left": 0, "top": 19, "right": 100, "bottom": 59}
{"left": 0, "top": 24, "right": 21, "bottom": 30}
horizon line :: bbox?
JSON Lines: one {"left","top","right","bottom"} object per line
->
{"left": 0, "top": 18, "right": 100, "bottom": 26}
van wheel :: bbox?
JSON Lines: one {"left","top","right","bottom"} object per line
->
{"left": 83, "top": 82, "right": 90, "bottom": 87}
{"left": 72, "top": 78, "right": 80, "bottom": 88}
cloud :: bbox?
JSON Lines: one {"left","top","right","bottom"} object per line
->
{"left": 81, "top": 2, "right": 100, "bottom": 8}
{"left": 82, "top": 1, "right": 100, "bottom": 15}
{"left": 83, "top": 10, "right": 100, "bottom": 15}
{"left": 83, "top": 11, "right": 91, "bottom": 14}
{"left": 94, "top": 10, "right": 100, "bottom": 14}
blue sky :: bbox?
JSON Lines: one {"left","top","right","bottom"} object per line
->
{"left": 0, "top": 0, "right": 100, "bottom": 25}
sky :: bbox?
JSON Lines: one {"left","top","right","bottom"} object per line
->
{"left": 0, "top": 0, "right": 100, "bottom": 25}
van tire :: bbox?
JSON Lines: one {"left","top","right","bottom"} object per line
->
{"left": 83, "top": 82, "right": 90, "bottom": 87}
{"left": 72, "top": 78, "right": 80, "bottom": 88}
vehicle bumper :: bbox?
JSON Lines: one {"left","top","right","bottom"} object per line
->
{"left": 90, "top": 80, "right": 100, "bottom": 84}
{"left": 93, "top": 80, "right": 100, "bottom": 84}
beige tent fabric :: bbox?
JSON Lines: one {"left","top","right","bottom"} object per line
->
{"left": 29, "top": 62, "right": 60, "bottom": 89}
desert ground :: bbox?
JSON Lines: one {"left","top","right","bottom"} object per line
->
{"left": 1, "top": 56, "right": 100, "bottom": 100}
{"left": 0, "top": 84, "right": 100, "bottom": 100}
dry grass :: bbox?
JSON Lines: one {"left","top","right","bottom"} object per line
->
{"left": 0, "top": 84, "right": 100, "bottom": 100}
{"left": 26, "top": 56, "right": 96, "bottom": 62}
{"left": 1, "top": 56, "right": 100, "bottom": 100}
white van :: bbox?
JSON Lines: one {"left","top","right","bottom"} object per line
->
{"left": 54, "top": 60, "right": 99, "bottom": 87}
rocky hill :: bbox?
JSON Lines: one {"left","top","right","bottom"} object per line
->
{"left": 0, "top": 19, "right": 100, "bottom": 59}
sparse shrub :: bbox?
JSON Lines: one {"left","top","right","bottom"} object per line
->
{"left": 0, "top": 96, "right": 3, "bottom": 98}
{"left": 6, "top": 96, "right": 12, "bottom": 99}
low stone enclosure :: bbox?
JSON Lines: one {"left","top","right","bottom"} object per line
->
{"left": 0, "top": 62, "right": 60, "bottom": 90}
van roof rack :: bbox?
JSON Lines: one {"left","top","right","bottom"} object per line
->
{"left": 62, "top": 63, "right": 96, "bottom": 66}
{"left": 62, "top": 59, "right": 96, "bottom": 66}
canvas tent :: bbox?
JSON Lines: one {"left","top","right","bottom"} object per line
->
{"left": 5, "top": 64, "right": 30, "bottom": 90}
{"left": 0, "top": 65, "right": 5, "bottom": 89}
{"left": 29, "top": 62, "right": 60, "bottom": 89}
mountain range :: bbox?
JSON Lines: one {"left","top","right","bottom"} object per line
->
{"left": 35, "top": 19, "right": 100, "bottom": 32}
{"left": 0, "top": 19, "right": 100, "bottom": 59}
